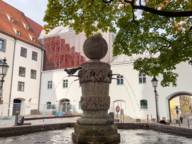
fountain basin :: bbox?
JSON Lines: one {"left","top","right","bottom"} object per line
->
{"left": 0, "top": 123, "right": 192, "bottom": 139}
{"left": 0, "top": 127, "right": 192, "bottom": 144}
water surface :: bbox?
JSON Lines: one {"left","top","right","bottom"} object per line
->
{"left": 0, "top": 128, "right": 191, "bottom": 144}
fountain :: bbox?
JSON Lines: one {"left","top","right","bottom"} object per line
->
{"left": 0, "top": 34, "right": 192, "bottom": 144}
{"left": 72, "top": 34, "right": 120, "bottom": 144}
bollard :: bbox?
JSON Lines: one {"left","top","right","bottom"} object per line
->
{"left": 187, "top": 119, "right": 190, "bottom": 128}
{"left": 14, "top": 112, "right": 19, "bottom": 126}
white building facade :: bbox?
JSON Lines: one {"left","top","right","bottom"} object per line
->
{"left": 8, "top": 40, "right": 43, "bottom": 116}
{"left": 40, "top": 55, "right": 192, "bottom": 121}
{"left": 0, "top": 33, "right": 15, "bottom": 116}
{"left": 0, "top": 1, "right": 44, "bottom": 116}
{"left": 40, "top": 27, "right": 192, "bottom": 122}
{"left": 110, "top": 56, "right": 192, "bottom": 121}
{"left": 40, "top": 70, "right": 82, "bottom": 115}
{"left": 0, "top": 34, "right": 43, "bottom": 116}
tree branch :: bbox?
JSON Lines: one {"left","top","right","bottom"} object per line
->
{"left": 133, "top": 5, "right": 192, "bottom": 17}
{"left": 103, "top": 0, "right": 192, "bottom": 17}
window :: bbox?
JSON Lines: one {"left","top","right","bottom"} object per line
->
{"left": 139, "top": 72, "right": 146, "bottom": 84}
{"left": 47, "top": 81, "right": 52, "bottom": 89}
{"left": 63, "top": 79, "right": 68, "bottom": 88}
{"left": 32, "top": 51, "right": 38, "bottom": 61}
{"left": 46, "top": 102, "right": 52, "bottom": 109}
{"left": 16, "top": 31, "right": 21, "bottom": 36}
{"left": 19, "top": 67, "right": 26, "bottom": 77}
{"left": 18, "top": 81, "right": 24, "bottom": 91}
{"left": 117, "top": 75, "right": 124, "bottom": 85}
{"left": 31, "top": 69, "right": 37, "bottom": 79}
{"left": 140, "top": 99, "right": 148, "bottom": 109}
{"left": 0, "top": 38, "right": 6, "bottom": 52}
{"left": 20, "top": 47, "right": 27, "bottom": 57}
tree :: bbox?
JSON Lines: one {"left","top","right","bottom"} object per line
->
{"left": 44, "top": 0, "right": 192, "bottom": 86}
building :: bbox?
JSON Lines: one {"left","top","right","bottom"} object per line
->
{"left": 40, "top": 26, "right": 192, "bottom": 122}
{"left": 110, "top": 56, "right": 192, "bottom": 121}
{"left": 0, "top": 1, "right": 43, "bottom": 116}
{"left": 39, "top": 27, "right": 114, "bottom": 115}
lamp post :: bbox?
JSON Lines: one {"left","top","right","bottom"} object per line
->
{"left": 0, "top": 58, "right": 9, "bottom": 103}
{"left": 151, "top": 76, "right": 159, "bottom": 123}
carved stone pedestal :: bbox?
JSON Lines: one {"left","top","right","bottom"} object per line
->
{"left": 72, "top": 123, "right": 120, "bottom": 144}
{"left": 72, "top": 61, "right": 120, "bottom": 144}
{"left": 72, "top": 34, "right": 120, "bottom": 144}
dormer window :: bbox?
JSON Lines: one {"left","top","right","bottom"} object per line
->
{"left": 10, "top": 18, "right": 14, "bottom": 23}
{"left": 16, "top": 30, "right": 21, "bottom": 36}
{"left": 13, "top": 28, "right": 21, "bottom": 36}
{"left": 7, "top": 14, "right": 15, "bottom": 23}
{"left": 6, "top": 14, "right": 11, "bottom": 21}
{"left": 23, "top": 23, "right": 30, "bottom": 30}
{"left": 29, "top": 34, "right": 32, "bottom": 40}
{"left": 29, "top": 34, "right": 35, "bottom": 41}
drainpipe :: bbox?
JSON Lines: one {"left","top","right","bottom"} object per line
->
{"left": 37, "top": 40, "right": 44, "bottom": 112}
{"left": 8, "top": 38, "right": 17, "bottom": 116}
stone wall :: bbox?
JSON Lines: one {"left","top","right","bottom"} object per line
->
{"left": 0, "top": 123, "right": 192, "bottom": 138}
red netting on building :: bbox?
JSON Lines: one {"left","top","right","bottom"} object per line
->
{"left": 43, "top": 36, "right": 86, "bottom": 70}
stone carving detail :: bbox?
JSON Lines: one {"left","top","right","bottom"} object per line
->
{"left": 80, "top": 96, "right": 110, "bottom": 111}
{"left": 78, "top": 69, "right": 112, "bottom": 84}
{"left": 72, "top": 35, "right": 120, "bottom": 144}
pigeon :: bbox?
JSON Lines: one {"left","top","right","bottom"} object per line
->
{"left": 64, "top": 67, "right": 81, "bottom": 75}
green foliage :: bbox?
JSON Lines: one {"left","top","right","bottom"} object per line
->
{"left": 44, "top": 0, "right": 192, "bottom": 86}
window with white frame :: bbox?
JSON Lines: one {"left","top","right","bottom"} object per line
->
{"left": 30, "top": 69, "right": 37, "bottom": 79}
{"left": 47, "top": 81, "right": 52, "bottom": 89}
{"left": 63, "top": 79, "right": 68, "bottom": 88}
{"left": 18, "top": 81, "right": 24, "bottom": 91}
{"left": 140, "top": 99, "right": 148, "bottom": 109}
{"left": 19, "top": 66, "right": 26, "bottom": 77}
{"left": 117, "top": 75, "right": 124, "bottom": 85}
{"left": 20, "top": 47, "right": 27, "bottom": 58}
{"left": 32, "top": 51, "right": 38, "bottom": 61}
{"left": 0, "top": 38, "right": 6, "bottom": 52}
{"left": 139, "top": 72, "right": 146, "bottom": 84}
{"left": 46, "top": 102, "right": 52, "bottom": 109}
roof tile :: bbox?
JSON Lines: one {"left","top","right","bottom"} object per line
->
{"left": 0, "top": 1, "right": 43, "bottom": 48}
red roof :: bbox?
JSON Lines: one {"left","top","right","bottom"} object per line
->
{"left": 0, "top": 1, "right": 43, "bottom": 48}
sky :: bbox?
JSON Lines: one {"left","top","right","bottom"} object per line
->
{"left": 4, "top": 0, "right": 48, "bottom": 25}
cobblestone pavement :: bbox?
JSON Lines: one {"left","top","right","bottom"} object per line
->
{"left": 0, "top": 116, "right": 80, "bottom": 128}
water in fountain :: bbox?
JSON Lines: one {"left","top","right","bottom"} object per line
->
{"left": 0, "top": 128, "right": 191, "bottom": 144}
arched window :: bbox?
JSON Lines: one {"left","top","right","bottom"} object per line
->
{"left": 117, "top": 75, "right": 124, "bottom": 85}
{"left": 46, "top": 101, "right": 52, "bottom": 109}
{"left": 139, "top": 72, "right": 146, "bottom": 84}
{"left": 140, "top": 99, "right": 148, "bottom": 109}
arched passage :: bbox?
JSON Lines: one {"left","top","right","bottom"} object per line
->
{"left": 167, "top": 92, "right": 192, "bottom": 122}
{"left": 59, "top": 98, "right": 71, "bottom": 113}
{"left": 112, "top": 99, "right": 126, "bottom": 121}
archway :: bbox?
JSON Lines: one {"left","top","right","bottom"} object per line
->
{"left": 112, "top": 99, "right": 126, "bottom": 122}
{"left": 167, "top": 92, "right": 192, "bottom": 122}
{"left": 12, "top": 98, "right": 25, "bottom": 115}
{"left": 59, "top": 98, "right": 71, "bottom": 113}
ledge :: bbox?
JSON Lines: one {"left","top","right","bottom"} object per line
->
{"left": 116, "top": 123, "right": 192, "bottom": 138}
{"left": 0, "top": 122, "right": 191, "bottom": 138}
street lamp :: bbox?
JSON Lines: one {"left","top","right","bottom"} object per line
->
{"left": 151, "top": 76, "right": 159, "bottom": 123}
{"left": 0, "top": 58, "right": 9, "bottom": 103}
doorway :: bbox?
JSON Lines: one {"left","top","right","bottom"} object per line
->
{"left": 12, "top": 99, "right": 23, "bottom": 115}
{"left": 59, "top": 99, "right": 71, "bottom": 113}
{"left": 168, "top": 92, "right": 192, "bottom": 122}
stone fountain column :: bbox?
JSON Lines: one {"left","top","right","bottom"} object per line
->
{"left": 72, "top": 34, "right": 120, "bottom": 144}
